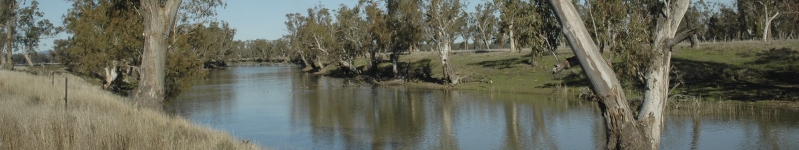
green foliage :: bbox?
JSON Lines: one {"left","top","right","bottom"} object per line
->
{"left": 16, "top": 0, "right": 58, "bottom": 55}
{"left": 387, "top": 0, "right": 424, "bottom": 54}
{"left": 613, "top": 1, "right": 657, "bottom": 81}
{"left": 54, "top": 0, "right": 233, "bottom": 99}
{"left": 165, "top": 47, "right": 205, "bottom": 99}
{"left": 471, "top": 3, "right": 498, "bottom": 49}
{"left": 513, "top": 0, "right": 561, "bottom": 62}
{"left": 333, "top": 4, "right": 367, "bottom": 62}
{"left": 57, "top": 0, "right": 143, "bottom": 75}
{"left": 423, "top": 0, "right": 464, "bottom": 44}
{"left": 173, "top": 21, "right": 236, "bottom": 63}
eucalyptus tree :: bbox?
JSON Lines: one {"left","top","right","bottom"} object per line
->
{"left": 492, "top": 0, "right": 523, "bottom": 52}
{"left": 548, "top": 0, "right": 694, "bottom": 149}
{"left": 424, "top": 0, "right": 465, "bottom": 84}
{"left": 131, "top": 0, "right": 184, "bottom": 105}
{"left": 470, "top": 2, "right": 497, "bottom": 50}
{"left": 746, "top": 0, "right": 798, "bottom": 41}
{"left": 138, "top": 0, "right": 224, "bottom": 102}
{"left": 334, "top": 4, "right": 366, "bottom": 74}
{"left": 387, "top": 0, "right": 424, "bottom": 76}
{"left": 706, "top": 3, "right": 741, "bottom": 41}
{"left": 270, "top": 38, "right": 291, "bottom": 62}
{"left": 513, "top": 0, "right": 560, "bottom": 67}
{"left": 16, "top": 0, "right": 57, "bottom": 66}
{"left": 284, "top": 13, "right": 311, "bottom": 67}
{"left": 53, "top": 0, "right": 225, "bottom": 105}
{"left": 1, "top": 0, "right": 17, "bottom": 69}
{"left": 361, "top": 0, "right": 391, "bottom": 75}
{"left": 583, "top": 0, "right": 627, "bottom": 55}
{"left": 58, "top": 0, "right": 143, "bottom": 76}
{"left": 455, "top": 10, "right": 471, "bottom": 50}
{"left": 173, "top": 21, "right": 236, "bottom": 67}
{"left": 300, "top": 4, "right": 335, "bottom": 70}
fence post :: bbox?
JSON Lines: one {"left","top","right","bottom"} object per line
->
{"left": 64, "top": 77, "right": 68, "bottom": 109}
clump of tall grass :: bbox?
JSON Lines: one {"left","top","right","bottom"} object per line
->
{"left": 0, "top": 70, "right": 258, "bottom": 149}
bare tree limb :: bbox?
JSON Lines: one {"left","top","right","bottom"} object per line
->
{"left": 666, "top": 28, "right": 696, "bottom": 49}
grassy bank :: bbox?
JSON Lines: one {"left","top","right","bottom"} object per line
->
{"left": 323, "top": 40, "right": 799, "bottom": 103}
{"left": 0, "top": 70, "right": 258, "bottom": 149}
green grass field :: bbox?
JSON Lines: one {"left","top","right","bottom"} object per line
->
{"left": 335, "top": 40, "right": 799, "bottom": 103}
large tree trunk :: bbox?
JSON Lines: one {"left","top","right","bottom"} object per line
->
{"left": 548, "top": 1, "right": 637, "bottom": 148}
{"left": 640, "top": 1, "right": 692, "bottom": 149}
{"left": 477, "top": 22, "right": 491, "bottom": 50}
{"left": 23, "top": 45, "right": 34, "bottom": 66}
{"left": 509, "top": 22, "right": 517, "bottom": 52}
{"left": 0, "top": 47, "right": 5, "bottom": 66}
{"left": 438, "top": 33, "right": 459, "bottom": 84}
{"left": 690, "top": 34, "right": 699, "bottom": 48}
{"left": 391, "top": 52, "right": 399, "bottom": 77}
{"left": 549, "top": 0, "right": 692, "bottom": 149}
{"left": 131, "top": 0, "right": 182, "bottom": 108}
{"left": 369, "top": 50, "right": 378, "bottom": 76}
{"left": 762, "top": 13, "right": 778, "bottom": 42}
{"left": 316, "top": 56, "right": 325, "bottom": 69}
{"left": 338, "top": 58, "right": 360, "bottom": 75}
{"left": 4, "top": 8, "right": 15, "bottom": 70}
{"left": 299, "top": 51, "right": 311, "bottom": 67}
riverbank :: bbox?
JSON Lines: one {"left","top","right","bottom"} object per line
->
{"left": 306, "top": 40, "right": 799, "bottom": 104}
{"left": 0, "top": 70, "right": 259, "bottom": 149}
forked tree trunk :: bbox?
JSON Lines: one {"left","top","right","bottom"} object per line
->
{"left": 548, "top": 0, "right": 692, "bottom": 149}
{"left": 438, "top": 34, "right": 459, "bottom": 84}
{"left": 477, "top": 22, "right": 491, "bottom": 50}
{"left": 131, "top": 0, "right": 182, "bottom": 108}
{"left": 762, "top": 13, "right": 778, "bottom": 42}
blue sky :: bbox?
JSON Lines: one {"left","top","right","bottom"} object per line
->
{"left": 36, "top": 0, "right": 733, "bottom": 52}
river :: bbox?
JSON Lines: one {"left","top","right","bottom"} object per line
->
{"left": 166, "top": 65, "right": 799, "bottom": 149}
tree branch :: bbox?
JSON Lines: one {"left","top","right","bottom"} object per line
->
{"left": 666, "top": 28, "right": 696, "bottom": 48}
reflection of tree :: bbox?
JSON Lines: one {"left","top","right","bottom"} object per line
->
{"left": 530, "top": 102, "right": 557, "bottom": 149}
{"left": 291, "top": 76, "right": 429, "bottom": 149}
{"left": 290, "top": 74, "right": 620, "bottom": 149}
{"left": 690, "top": 115, "right": 701, "bottom": 150}
{"left": 503, "top": 101, "right": 522, "bottom": 149}
{"left": 438, "top": 90, "right": 460, "bottom": 149}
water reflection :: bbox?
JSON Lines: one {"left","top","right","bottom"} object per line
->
{"left": 168, "top": 66, "right": 799, "bottom": 150}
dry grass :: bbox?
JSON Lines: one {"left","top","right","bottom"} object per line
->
{"left": 0, "top": 70, "right": 259, "bottom": 150}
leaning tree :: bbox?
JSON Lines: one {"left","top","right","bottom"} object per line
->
{"left": 548, "top": 0, "right": 693, "bottom": 149}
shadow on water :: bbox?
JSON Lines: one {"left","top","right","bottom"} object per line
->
{"left": 167, "top": 65, "right": 799, "bottom": 149}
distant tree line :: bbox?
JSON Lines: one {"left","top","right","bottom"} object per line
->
{"left": 271, "top": 0, "right": 798, "bottom": 85}
{"left": 273, "top": 0, "right": 797, "bottom": 148}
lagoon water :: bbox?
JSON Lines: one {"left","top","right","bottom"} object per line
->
{"left": 167, "top": 65, "right": 799, "bottom": 149}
